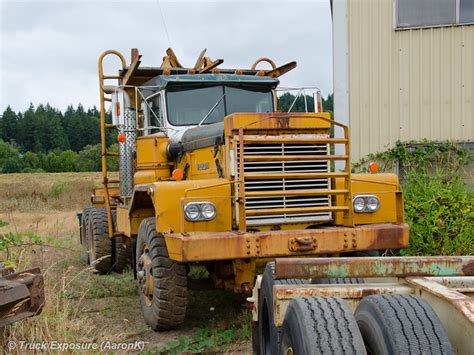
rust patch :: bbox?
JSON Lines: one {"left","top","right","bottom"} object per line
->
{"left": 367, "top": 224, "right": 409, "bottom": 250}
{"left": 462, "top": 261, "right": 474, "bottom": 276}
{"left": 276, "top": 115, "right": 290, "bottom": 129}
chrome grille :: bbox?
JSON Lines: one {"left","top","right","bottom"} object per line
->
{"left": 238, "top": 143, "right": 332, "bottom": 226}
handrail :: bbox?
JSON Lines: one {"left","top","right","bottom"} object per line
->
{"left": 98, "top": 50, "right": 127, "bottom": 237}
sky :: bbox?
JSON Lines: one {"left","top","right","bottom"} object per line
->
{"left": 0, "top": 0, "right": 333, "bottom": 112}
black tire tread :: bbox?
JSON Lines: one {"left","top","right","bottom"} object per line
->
{"left": 88, "top": 207, "right": 112, "bottom": 274}
{"left": 137, "top": 217, "right": 187, "bottom": 330}
{"left": 355, "top": 294, "right": 453, "bottom": 354}
{"left": 312, "top": 277, "right": 364, "bottom": 284}
{"left": 281, "top": 296, "right": 366, "bottom": 355}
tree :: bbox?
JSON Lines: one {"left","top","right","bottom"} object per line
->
{"left": 0, "top": 106, "right": 19, "bottom": 143}
{"left": 77, "top": 144, "right": 102, "bottom": 172}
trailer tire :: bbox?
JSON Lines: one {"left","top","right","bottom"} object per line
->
{"left": 136, "top": 217, "right": 187, "bottom": 330}
{"left": 355, "top": 294, "right": 453, "bottom": 355}
{"left": 258, "top": 262, "right": 308, "bottom": 355}
{"left": 280, "top": 296, "right": 366, "bottom": 355}
{"left": 80, "top": 206, "right": 92, "bottom": 263}
{"left": 312, "top": 277, "right": 364, "bottom": 284}
{"left": 87, "top": 207, "right": 113, "bottom": 274}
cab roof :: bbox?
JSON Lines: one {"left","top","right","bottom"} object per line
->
{"left": 142, "top": 74, "right": 279, "bottom": 90}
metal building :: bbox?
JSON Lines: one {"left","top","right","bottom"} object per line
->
{"left": 332, "top": 0, "right": 474, "bottom": 162}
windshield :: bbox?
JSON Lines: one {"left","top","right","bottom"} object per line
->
{"left": 165, "top": 85, "right": 274, "bottom": 126}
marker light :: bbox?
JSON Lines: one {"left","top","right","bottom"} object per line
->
{"left": 172, "top": 169, "right": 184, "bottom": 181}
{"left": 369, "top": 162, "right": 379, "bottom": 173}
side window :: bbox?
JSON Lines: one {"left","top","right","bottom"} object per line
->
{"left": 149, "top": 94, "right": 163, "bottom": 127}
{"left": 143, "top": 94, "right": 163, "bottom": 135}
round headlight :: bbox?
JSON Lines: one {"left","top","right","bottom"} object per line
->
{"left": 184, "top": 204, "right": 200, "bottom": 221}
{"left": 366, "top": 196, "right": 380, "bottom": 211}
{"left": 353, "top": 196, "right": 366, "bottom": 213}
{"left": 201, "top": 203, "right": 216, "bottom": 220}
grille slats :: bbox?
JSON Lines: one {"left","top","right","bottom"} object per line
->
{"left": 238, "top": 139, "right": 332, "bottom": 226}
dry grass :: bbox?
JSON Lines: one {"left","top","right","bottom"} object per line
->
{"left": 0, "top": 172, "right": 117, "bottom": 213}
{"left": 0, "top": 172, "right": 251, "bottom": 353}
{"left": 0, "top": 173, "right": 126, "bottom": 353}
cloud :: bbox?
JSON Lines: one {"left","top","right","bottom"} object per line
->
{"left": 0, "top": 0, "right": 333, "bottom": 112}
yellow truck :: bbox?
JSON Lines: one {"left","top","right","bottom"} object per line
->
{"left": 79, "top": 48, "right": 473, "bottom": 354}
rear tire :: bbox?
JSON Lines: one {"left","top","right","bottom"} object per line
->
{"left": 280, "top": 297, "right": 366, "bottom": 355}
{"left": 80, "top": 206, "right": 92, "bottom": 263}
{"left": 112, "top": 235, "right": 132, "bottom": 273}
{"left": 355, "top": 294, "right": 453, "bottom": 355}
{"left": 258, "top": 262, "right": 308, "bottom": 355}
{"left": 86, "top": 207, "right": 113, "bottom": 274}
{"left": 136, "top": 217, "right": 187, "bottom": 330}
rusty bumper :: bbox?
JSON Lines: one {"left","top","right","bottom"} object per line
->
{"left": 164, "top": 223, "right": 409, "bottom": 262}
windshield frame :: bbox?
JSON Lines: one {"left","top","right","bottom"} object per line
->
{"left": 164, "top": 84, "right": 275, "bottom": 127}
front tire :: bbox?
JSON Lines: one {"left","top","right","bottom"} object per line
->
{"left": 136, "top": 217, "right": 187, "bottom": 330}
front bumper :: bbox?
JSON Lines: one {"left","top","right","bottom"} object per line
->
{"left": 164, "top": 223, "right": 409, "bottom": 262}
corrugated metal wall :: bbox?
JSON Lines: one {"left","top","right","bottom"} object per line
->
{"left": 348, "top": 0, "right": 474, "bottom": 160}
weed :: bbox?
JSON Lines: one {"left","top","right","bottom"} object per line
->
{"left": 0, "top": 219, "right": 8, "bottom": 227}
{"left": 401, "top": 171, "right": 474, "bottom": 256}
{"left": 354, "top": 141, "right": 473, "bottom": 256}
{"left": 157, "top": 309, "right": 252, "bottom": 353}
{"left": 66, "top": 269, "right": 137, "bottom": 299}
{"left": 49, "top": 180, "right": 67, "bottom": 199}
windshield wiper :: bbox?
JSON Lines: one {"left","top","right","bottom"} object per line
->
{"left": 197, "top": 94, "right": 225, "bottom": 126}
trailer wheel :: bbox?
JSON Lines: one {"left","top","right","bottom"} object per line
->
{"left": 355, "top": 295, "right": 453, "bottom": 355}
{"left": 280, "top": 297, "right": 366, "bottom": 355}
{"left": 258, "top": 262, "right": 308, "bottom": 355}
{"left": 136, "top": 217, "right": 187, "bottom": 330}
{"left": 80, "top": 206, "right": 92, "bottom": 263}
{"left": 86, "top": 207, "right": 113, "bottom": 274}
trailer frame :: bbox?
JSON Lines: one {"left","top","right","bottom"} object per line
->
{"left": 250, "top": 256, "right": 474, "bottom": 354}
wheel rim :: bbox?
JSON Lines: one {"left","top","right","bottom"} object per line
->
{"left": 138, "top": 244, "right": 154, "bottom": 306}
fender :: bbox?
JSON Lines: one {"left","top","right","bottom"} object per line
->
{"left": 124, "top": 178, "right": 232, "bottom": 236}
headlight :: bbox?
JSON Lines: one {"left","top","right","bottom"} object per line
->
{"left": 184, "top": 202, "right": 217, "bottom": 221}
{"left": 353, "top": 196, "right": 366, "bottom": 213}
{"left": 184, "top": 204, "right": 200, "bottom": 221}
{"left": 366, "top": 196, "right": 380, "bottom": 212}
{"left": 201, "top": 203, "right": 217, "bottom": 220}
{"left": 352, "top": 195, "right": 380, "bottom": 213}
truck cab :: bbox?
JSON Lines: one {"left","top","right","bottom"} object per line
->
{"left": 82, "top": 48, "right": 409, "bottom": 332}
{"left": 140, "top": 74, "right": 277, "bottom": 141}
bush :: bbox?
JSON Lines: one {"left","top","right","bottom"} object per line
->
{"left": 0, "top": 139, "right": 22, "bottom": 173}
{"left": 355, "top": 141, "right": 473, "bottom": 256}
{"left": 401, "top": 171, "right": 473, "bottom": 256}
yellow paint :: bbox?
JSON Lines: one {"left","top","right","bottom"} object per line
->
{"left": 334, "top": 173, "right": 403, "bottom": 225}
{"left": 149, "top": 178, "right": 232, "bottom": 234}
{"left": 134, "top": 134, "right": 171, "bottom": 185}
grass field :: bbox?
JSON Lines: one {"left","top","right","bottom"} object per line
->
{"left": 0, "top": 173, "right": 251, "bottom": 353}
